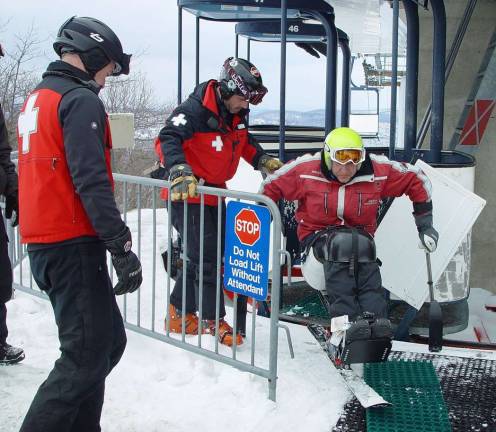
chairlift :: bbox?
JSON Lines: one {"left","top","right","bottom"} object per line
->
{"left": 176, "top": 0, "right": 480, "bottom": 348}
{"left": 361, "top": 53, "right": 406, "bottom": 88}
{"left": 234, "top": 19, "right": 353, "bottom": 156}
{"left": 177, "top": 0, "right": 338, "bottom": 163}
{"left": 348, "top": 56, "right": 380, "bottom": 140}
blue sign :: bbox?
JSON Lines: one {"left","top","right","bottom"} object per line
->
{"left": 224, "top": 201, "right": 270, "bottom": 301}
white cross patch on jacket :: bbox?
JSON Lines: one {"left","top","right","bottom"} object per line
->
{"left": 171, "top": 113, "right": 187, "bottom": 127}
{"left": 18, "top": 93, "right": 39, "bottom": 154}
{"left": 212, "top": 136, "right": 223, "bottom": 151}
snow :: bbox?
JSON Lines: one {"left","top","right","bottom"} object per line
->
{"left": 1, "top": 291, "right": 348, "bottom": 431}
{"left": 1, "top": 179, "right": 348, "bottom": 431}
{"left": 3, "top": 160, "right": 496, "bottom": 431}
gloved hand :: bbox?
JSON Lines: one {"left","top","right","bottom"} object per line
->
{"left": 414, "top": 210, "right": 439, "bottom": 253}
{"left": 111, "top": 252, "right": 143, "bottom": 295}
{"left": 169, "top": 163, "right": 198, "bottom": 201}
{"left": 258, "top": 154, "right": 283, "bottom": 174}
{"left": 105, "top": 226, "right": 143, "bottom": 295}
{"left": 5, "top": 192, "right": 19, "bottom": 227}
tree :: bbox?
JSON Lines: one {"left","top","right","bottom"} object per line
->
{"left": 0, "top": 25, "right": 42, "bottom": 148}
{"left": 0, "top": 23, "right": 172, "bottom": 210}
{"left": 100, "top": 72, "right": 173, "bottom": 210}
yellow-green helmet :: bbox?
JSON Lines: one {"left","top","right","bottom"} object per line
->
{"left": 323, "top": 127, "right": 365, "bottom": 168}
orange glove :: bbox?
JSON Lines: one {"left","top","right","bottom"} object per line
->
{"left": 169, "top": 164, "right": 198, "bottom": 201}
{"left": 258, "top": 154, "right": 283, "bottom": 174}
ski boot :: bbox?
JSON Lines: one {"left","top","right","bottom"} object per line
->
{"left": 327, "top": 315, "right": 371, "bottom": 365}
{"left": 0, "top": 343, "right": 25, "bottom": 365}
{"left": 164, "top": 304, "right": 207, "bottom": 335}
{"left": 203, "top": 319, "right": 243, "bottom": 347}
{"left": 332, "top": 313, "right": 392, "bottom": 365}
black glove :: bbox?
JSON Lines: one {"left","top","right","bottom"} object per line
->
{"left": 169, "top": 163, "right": 198, "bottom": 201}
{"left": 105, "top": 226, "right": 143, "bottom": 295}
{"left": 413, "top": 208, "right": 439, "bottom": 253}
{"left": 150, "top": 162, "right": 168, "bottom": 180}
{"left": 111, "top": 252, "right": 143, "bottom": 295}
{"left": 0, "top": 166, "right": 6, "bottom": 196}
{"left": 5, "top": 191, "right": 18, "bottom": 227}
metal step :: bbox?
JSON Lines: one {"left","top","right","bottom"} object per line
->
{"left": 333, "top": 350, "right": 496, "bottom": 432}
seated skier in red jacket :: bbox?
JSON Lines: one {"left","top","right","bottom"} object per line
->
{"left": 260, "top": 127, "right": 438, "bottom": 350}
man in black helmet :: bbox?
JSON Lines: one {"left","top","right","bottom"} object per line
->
{"left": 0, "top": 42, "right": 25, "bottom": 366}
{"left": 155, "top": 57, "right": 282, "bottom": 347}
{"left": 17, "top": 17, "right": 141, "bottom": 432}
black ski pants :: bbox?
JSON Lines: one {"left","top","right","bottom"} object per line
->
{"left": 306, "top": 228, "right": 388, "bottom": 321}
{"left": 323, "top": 261, "right": 387, "bottom": 320}
{"left": 169, "top": 202, "right": 226, "bottom": 320}
{"left": 20, "top": 241, "right": 127, "bottom": 432}
{"left": 0, "top": 212, "right": 12, "bottom": 345}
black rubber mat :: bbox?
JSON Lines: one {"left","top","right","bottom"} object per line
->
{"left": 332, "top": 350, "right": 496, "bottom": 432}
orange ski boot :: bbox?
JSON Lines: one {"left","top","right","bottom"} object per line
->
{"left": 204, "top": 318, "right": 243, "bottom": 347}
{"left": 164, "top": 304, "right": 206, "bottom": 335}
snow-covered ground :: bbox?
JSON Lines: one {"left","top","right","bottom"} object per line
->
{"left": 1, "top": 162, "right": 348, "bottom": 432}
{"left": 2, "top": 159, "right": 495, "bottom": 431}
{"left": 1, "top": 290, "right": 349, "bottom": 432}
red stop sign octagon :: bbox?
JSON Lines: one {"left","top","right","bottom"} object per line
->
{"left": 235, "top": 208, "right": 261, "bottom": 246}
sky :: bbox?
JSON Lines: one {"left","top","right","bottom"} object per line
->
{"left": 0, "top": 0, "right": 339, "bottom": 111}
{"left": 0, "top": 0, "right": 402, "bottom": 113}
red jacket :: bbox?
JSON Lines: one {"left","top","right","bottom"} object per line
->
{"left": 18, "top": 62, "right": 117, "bottom": 244}
{"left": 156, "top": 80, "right": 264, "bottom": 205}
{"left": 260, "top": 152, "right": 432, "bottom": 241}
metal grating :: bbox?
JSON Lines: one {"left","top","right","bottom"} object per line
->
{"left": 365, "top": 361, "right": 450, "bottom": 432}
{"left": 333, "top": 351, "right": 496, "bottom": 432}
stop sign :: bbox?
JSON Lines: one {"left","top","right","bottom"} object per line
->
{"left": 234, "top": 208, "right": 261, "bottom": 246}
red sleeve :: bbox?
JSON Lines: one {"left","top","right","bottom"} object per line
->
{"left": 259, "top": 158, "right": 304, "bottom": 203}
{"left": 372, "top": 155, "right": 432, "bottom": 203}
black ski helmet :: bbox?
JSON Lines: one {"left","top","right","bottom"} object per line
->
{"left": 219, "top": 57, "right": 267, "bottom": 105}
{"left": 53, "top": 16, "right": 131, "bottom": 76}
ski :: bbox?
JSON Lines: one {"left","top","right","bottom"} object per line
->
{"left": 308, "top": 324, "right": 392, "bottom": 409}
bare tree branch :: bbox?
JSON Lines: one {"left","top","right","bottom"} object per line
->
{"left": 0, "top": 24, "right": 43, "bottom": 149}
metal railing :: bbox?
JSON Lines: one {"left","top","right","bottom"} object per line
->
{"left": 6, "top": 173, "right": 292, "bottom": 401}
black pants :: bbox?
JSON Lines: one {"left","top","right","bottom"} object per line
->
{"left": 169, "top": 202, "right": 226, "bottom": 320}
{"left": 306, "top": 228, "right": 387, "bottom": 321}
{"left": 20, "top": 242, "right": 127, "bottom": 432}
{"left": 0, "top": 212, "right": 13, "bottom": 345}
{"left": 323, "top": 261, "right": 387, "bottom": 320}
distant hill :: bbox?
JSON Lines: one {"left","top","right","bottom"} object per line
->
{"left": 250, "top": 109, "right": 330, "bottom": 127}
{"left": 250, "top": 109, "right": 391, "bottom": 127}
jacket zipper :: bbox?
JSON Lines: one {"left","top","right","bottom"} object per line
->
{"left": 357, "top": 192, "right": 362, "bottom": 216}
{"left": 324, "top": 192, "right": 329, "bottom": 215}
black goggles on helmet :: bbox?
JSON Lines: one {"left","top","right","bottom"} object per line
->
{"left": 111, "top": 53, "right": 131, "bottom": 76}
{"left": 223, "top": 59, "right": 268, "bottom": 105}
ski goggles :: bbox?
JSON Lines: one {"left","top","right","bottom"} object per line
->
{"left": 224, "top": 60, "right": 268, "bottom": 105}
{"left": 325, "top": 145, "right": 366, "bottom": 165}
{"left": 110, "top": 52, "right": 131, "bottom": 76}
